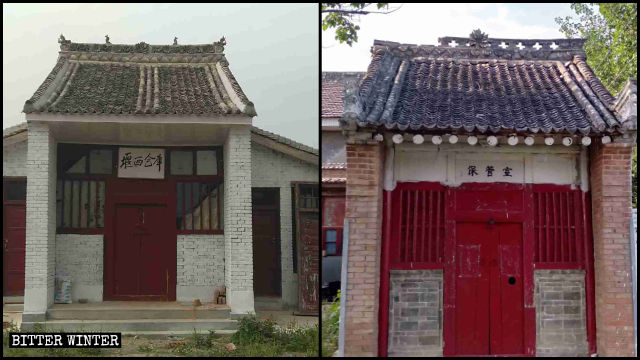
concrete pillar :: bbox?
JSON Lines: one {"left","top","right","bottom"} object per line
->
{"left": 589, "top": 138, "right": 636, "bottom": 356}
{"left": 224, "top": 125, "right": 255, "bottom": 314}
{"left": 22, "top": 121, "right": 57, "bottom": 323}
{"left": 343, "top": 138, "right": 384, "bottom": 356}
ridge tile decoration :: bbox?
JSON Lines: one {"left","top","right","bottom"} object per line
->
{"left": 23, "top": 36, "right": 256, "bottom": 116}
{"left": 345, "top": 30, "right": 629, "bottom": 135}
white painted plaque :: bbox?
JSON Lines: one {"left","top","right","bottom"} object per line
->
{"left": 456, "top": 159, "right": 523, "bottom": 183}
{"left": 118, "top": 147, "right": 165, "bottom": 179}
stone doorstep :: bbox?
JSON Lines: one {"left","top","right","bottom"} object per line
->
{"left": 21, "top": 318, "right": 238, "bottom": 332}
{"left": 47, "top": 306, "right": 231, "bottom": 320}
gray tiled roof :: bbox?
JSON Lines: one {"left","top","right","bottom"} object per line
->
{"left": 23, "top": 37, "right": 256, "bottom": 116}
{"left": 251, "top": 126, "right": 318, "bottom": 156}
{"left": 347, "top": 35, "right": 627, "bottom": 135}
{"left": 3, "top": 122, "right": 27, "bottom": 138}
{"left": 322, "top": 72, "right": 364, "bottom": 118}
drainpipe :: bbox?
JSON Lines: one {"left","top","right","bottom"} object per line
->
{"left": 338, "top": 218, "right": 349, "bottom": 357}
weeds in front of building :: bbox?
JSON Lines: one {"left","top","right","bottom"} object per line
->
{"left": 2, "top": 316, "right": 318, "bottom": 357}
{"left": 322, "top": 291, "right": 341, "bottom": 357}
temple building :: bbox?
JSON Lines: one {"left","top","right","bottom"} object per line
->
{"left": 3, "top": 35, "right": 319, "bottom": 331}
{"left": 337, "top": 31, "right": 636, "bottom": 357}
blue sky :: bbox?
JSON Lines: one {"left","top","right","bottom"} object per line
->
{"left": 3, "top": 3, "right": 319, "bottom": 147}
{"left": 323, "top": 3, "right": 577, "bottom": 71}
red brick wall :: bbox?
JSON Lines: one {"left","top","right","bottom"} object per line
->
{"left": 344, "top": 141, "right": 384, "bottom": 356}
{"left": 589, "top": 140, "right": 635, "bottom": 357}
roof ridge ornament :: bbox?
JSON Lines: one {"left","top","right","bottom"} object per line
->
{"left": 173, "top": 36, "right": 178, "bottom": 46}
{"left": 105, "top": 35, "right": 111, "bottom": 45}
{"left": 58, "top": 34, "right": 71, "bottom": 51}
{"left": 469, "top": 29, "right": 489, "bottom": 48}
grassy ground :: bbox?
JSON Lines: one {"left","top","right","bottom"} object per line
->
{"left": 3, "top": 316, "right": 318, "bottom": 357}
{"left": 321, "top": 292, "right": 340, "bottom": 357}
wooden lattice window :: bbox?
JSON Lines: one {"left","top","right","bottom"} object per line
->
{"left": 57, "top": 144, "right": 113, "bottom": 233}
{"left": 392, "top": 184, "right": 446, "bottom": 265}
{"left": 533, "top": 186, "right": 586, "bottom": 264}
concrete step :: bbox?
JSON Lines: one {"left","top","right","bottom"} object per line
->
{"left": 254, "top": 297, "right": 285, "bottom": 311}
{"left": 21, "top": 318, "right": 238, "bottom": 332}
{"left": 47, "top": 306, "right": 230, "bottom": 320}
{"left": 3, "top": 304, "right": 24, "bottom": 313}
{"left": 120, "top": 330, "right": 236, "bottom": 339}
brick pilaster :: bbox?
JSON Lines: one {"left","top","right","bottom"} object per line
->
{"left": 224, "top": 125, "right": 254, "bottom": 314}
{"left": 22, "top": 121, "right": 57, "bottom": 322}
{"left": 344, "top": 140, "right": 384, "bottom": 356}
{"left": 589, "top": 140, "right": 635, "bottom": 357}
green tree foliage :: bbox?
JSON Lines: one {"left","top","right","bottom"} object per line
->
{"left": 633, "top": 145, "right": 637, "bottom": 208}
{"left": 556, "top": 4, "right": 637, "bottom": 208}
{"left": 555, "top": 3, "right": 636, "bottom": 95}
{"left": 322, "top": 3, "right": 389, "bottom": 46}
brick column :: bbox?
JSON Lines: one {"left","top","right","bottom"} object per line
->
{"left": 589, "top": 139, "right": 635, "bottom": 357}
{"left": 22, "top": 121, "right": 57, "bottom": 323}
{"left": 224, "top": 125, "right": 254, "bottom": 314}
{"left": 344, "top": 140, "right": 384, "bottom": 356}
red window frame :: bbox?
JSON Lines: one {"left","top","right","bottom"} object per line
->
{"left": 56, "top": 143, "right": 225, "bottom": 235}
{"left": 322, "top": 227, "right": 343, "bottom": 256}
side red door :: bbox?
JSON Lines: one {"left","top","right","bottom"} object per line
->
{"left": 3, "top": 179, "right": 27, "bottom": 296}
{"left": 455, "top": 222, "right": 524, "bottom": 355}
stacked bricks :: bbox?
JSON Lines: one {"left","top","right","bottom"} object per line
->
{"left": 176, "top": 234, "right": 225, "bottom": 302}
{"left": 388, "top": 270, "right": 443, "bottom": 357}
{"left": 344, "top": 140, "right": 384, "bottom": 356}
{"left": 251, "top": 142, "right": 319, "bottom": 307}
{"left": 23, "top": 122, "right": 57, "bottom": 320}
{"left": 589, "top": 140, "right": 635, "bottom": 357}
{"left": 534, "top": 270, "right": 589, "bottom": 357}
{"left": 223, "top": 125, "right": 254, "bottom": 314}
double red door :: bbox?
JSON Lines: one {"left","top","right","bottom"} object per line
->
{"left": 112, "top": 204, "right": 171, "bottom": 299}
{"left": 455, "top": 222, "right": 524, "bottom": 355}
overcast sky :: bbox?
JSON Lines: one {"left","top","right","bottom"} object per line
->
{"left": 3, "top": 3, "right": 319, "bottom": 147}
{"left": 323, "top": 3, "right": 576, "bottom": 71}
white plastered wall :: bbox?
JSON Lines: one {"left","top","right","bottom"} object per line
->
{"left": 3, "top": 140, "right": 27, "bottom": 177}
{"left": 176, "top": 234, "right": 225, "bottom": 302}
{"left": 251, "top": 142, "right": 319, "bottom": 308}
{"left": 55, "top": 234, "right": 103, "bottom": 302}
{"left": 391, "top": 142, "right": 586, "bottom": 190}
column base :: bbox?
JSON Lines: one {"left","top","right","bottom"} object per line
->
{"left": 21, "top": 312, "right": 46, "bottom": 323}
{"left": 227, "top": 289, "right": 255, "bottom": 315}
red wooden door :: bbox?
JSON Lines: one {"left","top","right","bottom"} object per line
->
{"left": 113, "top": 204, "right": 170, "bottom": 299}
{"left": 3, "top": 179, "right": 26, "bottom": 296}
{"left": 252, "top": 209, "right": 281, "bottom": 296}
{"left": 3, "top": 204, "right": 26, "bottom": 296}
{"left": 455, "top": 222, "right": 524, "bottom": 355}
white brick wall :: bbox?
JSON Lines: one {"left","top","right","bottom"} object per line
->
{"left": 23, "top": 122, "right": 57, "bottom": 317}
{"left": 55, "top": 234, "right": 103, "bottom": 302}
{"left": 177, "top": 234, "right": 225, "bottom": 302}
{"left": 224, "top": 125, "right": 254, "bottom": 313}
{"left": 3, "top": 140, "right": 27, "bottom": 177}
{"left": 251, "top": 142, "right": 319, "bottom": 307}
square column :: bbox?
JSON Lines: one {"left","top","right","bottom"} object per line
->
{"left": 224, "top": 126, "right": 255, "bottom": 314}
{"left": 22, "top": 122, "right": 57, "bottom": 323}
{"left": 589, "top": 139, "right": 635, "bottom": 357}
{"left": 343, "top": 139, "right": 385, "bottom": 356}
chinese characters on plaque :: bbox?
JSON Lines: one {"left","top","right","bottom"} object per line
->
{"left": 457, "top": 160, "right": 523, "bottom": 182}
{"left": 117, "top": 148, "right": 165, "bottom": 179}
